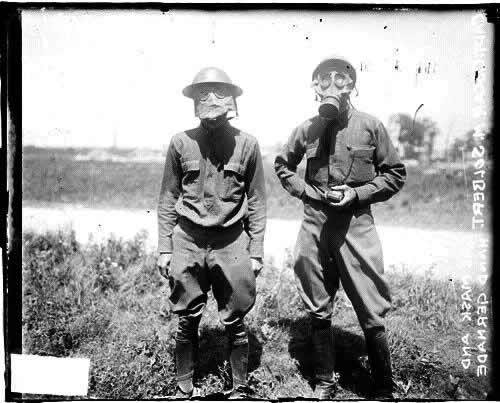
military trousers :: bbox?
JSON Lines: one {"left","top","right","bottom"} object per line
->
{"left": 293, "top": 199, "right": 391, "bottom": 331}
{"left": 168, "top": 217, "right": 256, "bottom": 326}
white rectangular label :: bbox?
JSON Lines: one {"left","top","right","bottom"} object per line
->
{"left": 11, "top": 354, "right": 90, "bottom": 396}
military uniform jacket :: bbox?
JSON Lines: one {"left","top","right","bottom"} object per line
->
{"left": 274, "top": 108, "right": 406, "bottom": 207}
{"left": 158, "top": 122, "right": 266, "bottom": 258}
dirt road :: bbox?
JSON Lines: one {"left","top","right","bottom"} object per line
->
{"left": 23, "top": 205, "right": 490, "bottom": 281}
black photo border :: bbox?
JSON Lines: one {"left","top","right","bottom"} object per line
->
{"left": 1, "top": 3, "right": 499, "bottom": 401}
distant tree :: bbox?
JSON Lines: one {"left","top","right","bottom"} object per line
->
{"left": 449, "top": 129, "right": 492, "bottom": 161}
{"left": 449, "top": 137, "right": 466, "bottom": 162}
{"left": 391, "top": 113, "right": 423, "bottom": 147}
{"left": 388, "top": 113, "right": 439, "bottom": 161}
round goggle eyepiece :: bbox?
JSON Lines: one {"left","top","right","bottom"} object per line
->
{"left": 196, "top": 86, "right": 231, "bottom": 101}
{"left": 318, "top": 73, "right": 332, "bottom": 90}
{"left": 333, "top": 73, "right": 348, "bottom": 88}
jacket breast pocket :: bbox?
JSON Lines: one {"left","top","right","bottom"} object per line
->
{"left": 222, "top": 162, "right": 245, "bottom": 200}
{"left": 347, "top": 146, "right": 376, "bottom": 183}
{"left": 306, "top": 144, "right": 328, "bottom": 186}
{"left": 181, "top": 160, "right": 201, "bottom": 195}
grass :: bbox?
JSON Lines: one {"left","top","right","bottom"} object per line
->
{"left": 22, "top": 230, "right": 491, "bottom": 400}
{"left": 23, "top": 147, "right": 491, "bottom": 231}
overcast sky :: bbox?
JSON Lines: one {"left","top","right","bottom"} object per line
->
{"left": 22, "top": 9, "right": 493, "bottom": 151}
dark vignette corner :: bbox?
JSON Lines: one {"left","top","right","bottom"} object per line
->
{"left": 1, "top": 2, "right": 23, "bottom": 402}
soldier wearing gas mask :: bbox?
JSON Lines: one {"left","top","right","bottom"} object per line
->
{"left": 157, "top": 67, "right": 266, "bottom": 399}
{"left": 275, "top": 57, "right": 406, "bottom": 399}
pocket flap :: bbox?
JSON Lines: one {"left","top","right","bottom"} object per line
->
{"left": 181, "top": 160, "right": 200, "bottom": 172}
{"left": 224, "top": 162, "right": 245, "bottom": 175}
{"left": 349, "top": 145, "right": 375, "bottom": 159}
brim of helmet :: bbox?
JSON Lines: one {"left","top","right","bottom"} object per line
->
{"left": 182, "top": 82, "right": 243, "bottom": 98}
{"left": 312, "top": 58, "right": 356, "bottom": 84}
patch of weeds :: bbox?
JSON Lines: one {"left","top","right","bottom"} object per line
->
{"left": 22, "top": 231, "right": 490, "bottom": 400}
{"left": 88, "top": 328, "right": 176, "bottom": 399}
{"left": 86, "top": 231, "right": 148, "bottom": 294}
{"left": 389, "top": 267, "right": 462, "bottom": 330}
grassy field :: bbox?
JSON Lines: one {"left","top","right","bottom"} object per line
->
{"left": 22, "top": 230, "right": 491, "bottom": 400}
{"left": 23, "top": 146, "right": 491, "bottom": 231}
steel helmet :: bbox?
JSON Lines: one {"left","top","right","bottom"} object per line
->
{"left": 312, "top": 56, "right": 357, "bottom": 86}
{"left": 182, "top": 67, "right": 243, "bottom": 99}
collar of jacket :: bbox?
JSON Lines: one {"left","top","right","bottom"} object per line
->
{"left": 199, "top": 119, "right": 232, "bottom": 137}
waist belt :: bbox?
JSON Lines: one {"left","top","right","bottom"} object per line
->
{"left": 178, "top": 216, "right": 244, "bottom": 238}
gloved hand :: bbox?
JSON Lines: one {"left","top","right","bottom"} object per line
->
{"left": 157, "top": 252, "right": 172, "bottom": 279}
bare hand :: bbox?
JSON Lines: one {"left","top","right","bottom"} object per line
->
{"left": 326, "top": 185, "right": 358, "bottom": 208}
{"left": 251, "top": 257, "right": 264, "bottom": 277}
{"left": 157, "top": 253, "right": 172, "bottom": 279}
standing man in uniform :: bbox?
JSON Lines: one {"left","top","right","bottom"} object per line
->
{"left": 275, "top": 57, "right": 406, "bottom": 399}
{"left": 157, "top": 67, "right": 266, "bottom": 399}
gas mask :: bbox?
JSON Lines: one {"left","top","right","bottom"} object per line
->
{"left": 193, "top": 84, "right": 238, "bottom": 121}
{"left": 311, "top": 70, "right": 354, "bottom": 121}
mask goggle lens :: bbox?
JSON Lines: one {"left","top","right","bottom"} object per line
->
{"left": 318, "top": 72, "right": 332, "bottom": 90}
{"left": 196, "top": 86, "right": 231, "bottom": 101}
{"left": 316, "top": 71, "right": 354, "bottom": 90}
{"left": 333, "top": 73, "right": 349, "bottom": 88}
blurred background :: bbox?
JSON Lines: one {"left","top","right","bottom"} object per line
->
{"left": 22, "top": 8, "right": 493, "bottom": 231}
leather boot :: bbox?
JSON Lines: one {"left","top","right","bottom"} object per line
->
{"left": 175, "top": 340, "right": 195, "bottom": 397}
{"left": 226, "top": 320, "right": 251, "bottom": 399}
{"left": 174, "top": 314, "right": 201, "bottom": 398}
{"left": 228, "top": 341, "right": 250, "bottom": 399}
{"left": 311, "top": 320, "right": 338, "bottom": 399}
{"left": 365, "top": 328, "right": 394, "bottom": 399}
